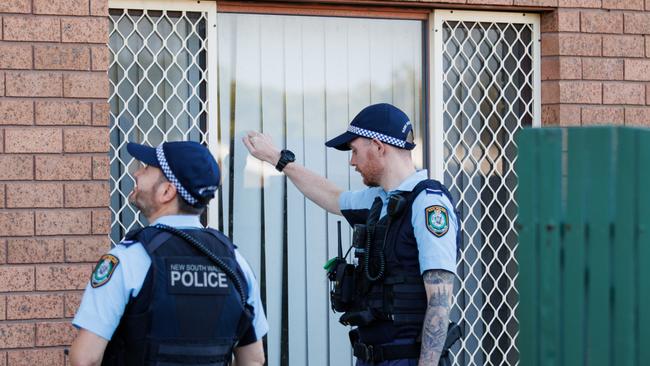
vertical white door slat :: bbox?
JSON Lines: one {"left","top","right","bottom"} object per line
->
{"left": 260, "top": 15, "right": 286, "bottom": 366}
{"left": 284, "top": 18, "right": 309, "bottom": 366}
{"left": 323, "top": 18, "right": 354, "bottom": 366}
{"left": 232, "top": 15, "right": 262, "bottom": 276}
{"left": 215, "top": 14, "right": 232, "bottom": 233}
{"left": 301, "top": 18, "right": 330, "bottom": 366}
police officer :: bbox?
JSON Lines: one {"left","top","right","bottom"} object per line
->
{"left": 243, "top": 103, "right": 459, "bottom": 366}
{"left": 69, "top": 141, "right": 268, "bottom": 366}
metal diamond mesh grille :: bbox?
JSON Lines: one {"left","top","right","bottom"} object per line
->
{"left": 108, "top": 9, "right": 208, "bottom": 244}
{"left": 443, "top": 20, "right": 534, "bottom": 366}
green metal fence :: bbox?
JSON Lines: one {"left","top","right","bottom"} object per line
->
{"left": 516, "top": 127, "right": 650, "bottom": 366}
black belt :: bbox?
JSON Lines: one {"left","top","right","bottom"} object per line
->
{"left": 352, "top": 341, "right": 420, "bottom": 362}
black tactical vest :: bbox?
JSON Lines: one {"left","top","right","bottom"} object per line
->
{"left": 339, "top": 179, "right": 459, "bottom": 345}
{"left": 102, "top": 226, "right": 253, "bottom": 366}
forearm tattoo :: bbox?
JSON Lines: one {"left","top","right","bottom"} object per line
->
{"left": 419, "top": 270, "right": 454, "bottom": 365}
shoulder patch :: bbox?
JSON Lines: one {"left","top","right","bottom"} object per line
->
{"left": 425, "top": 205, "right": 449, "bottom": 237}
{"left": 90, "top": 254, "right": 119, "bottom": 288}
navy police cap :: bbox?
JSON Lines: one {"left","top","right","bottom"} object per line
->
{"left": 325, "top": 103, "right": 415, "bottom": 151}
{"left": 126, "top": 141, "right": 220, "bottom": 208}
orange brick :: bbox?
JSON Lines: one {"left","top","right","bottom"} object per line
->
{"left": 65, "top": 236, "right": 110, "bottom": 262}
{"left": 90, "top": 0, "right": 108, "bottom": 16}
{"left": 0, "top": 295, "right": 4, "bottom": 320}
{"left": 91, "top": 45, "right": 110, "bottom": 71}
{"left": 92, "top": 209, "right": 111, "bottom": 234}
{"left": 62, "top": 17, "right": 108, "bottom": 44}
{"left": 0, "top": 42, "right": 32, "bottom": 69}
{"left": 7, "top": 238, "right": 64, "bottom": 263}
{"left": 0, "top": 130, "right": 3, "bottom": 152}
{"left": 0, "top": 155, "right": 33, "bottom": 180}
{"left": 65, "top": 182, "right": 109, "bottom": 208}
{"left": 0, "top": 186, "right": 4, "bottom": 208}
{"left": 7, "top": 349, "right": 64, "bottom": 366}
{"left": 603, "top": 0, "right": 644, "bottom": 9}
{"left": 647, "top": 84, "right": 650, "bottom": 104}
{"left": 92, "top": 101, "right": 110, "bottom": 126}
{"left": 582, "top": 58, "right": 624, "bottom": 80}
{"left": 0, "top": 266, "right": 34, "bottom": 291}
{"left": 35, "top": 100, "right": 91, "bottom": 125}
{"left": 6, "top": 183, "right": 63, "bottom": 208}
{"left": 35, "top": 155, "right": 91, "bottom": 180}
{"left": 35, "top": 264, "right": 91, "bottom": 291}
{"left": 0, "top": 99, "right": 33, "bottom": 125}
{"left": 514, "top": 0, "right": 558, "bottom": 6}
{"left": 543, "top": 104, "right": 581, "bottom": 126}
{"left": 93, "top": 155, "right": 110, "bottom": 180}
{"left": 603, "top": 82, "right": 646, "bottom": 104}
{"left": 624, "top": 13, "right": 650, "bottom": 34}
{"left": 558, "top": 0, "right": 601, "bottom": 6}
{"left": 647, "top": 35, "right": 650, "bottom": 56}
{"left": 3, "top": 16, "right": 60, "bottom": 42}
{"left": 0, "top": 211, "right": 34, "bottom": 236}
{"left": 5, "top": 127, "right": 62, "bottom": 153}
{"left": 63, "top": 72, "right": 108, "bottom": 98}
{"left": 581, "top": 11, "right": 623, "bottom": 34}
{"left": 558, "top": 33, "right": 602, "bottom": 56}
{"left": 34, "top": 44, "right": 90, "bottom": 70}
{"left": 541, "top": 33, "right": 559, "bottom": 56}
{"left": 6, "top": 71, "right": 62, "bottom": 97}
{"left": 541, "top": 81, "right": 560, "bottom": 104}
{"left": 625, "top": 107, "right": 650, "bottom": 126}
{"left": 0, "top": 72, "right": 4, "bottom": 97}
{"left": 36, "top": 321, "right": 76, "bottom": 346}
{"left": 541, "top": 57, "right": 581, "bottom": 80}
{"left": 64, "top": 127, "right": 109, "bottom": 153}
{"left": 556, "top": 9, "right": 580, "bottom": 32}
{"left": 34, "top": 0, "right": 89, "bottom": 15}
{"left": 0, "top": 323, "right": 34, "bottom": 348}
{"left": 0, "top": 238, "right": 5, "bottom": 263}
{"left": 36, "top": 210, "right": 91, "bottom": 235}
{"left": 0, "top": 0, "right": 31, "bottom": 13}
{"left": 7, "top": 294, "right": 64, "bottom": 320}
{"left": 581, "top": 106, "right": 624, "bottom": 125}
{"left": 560, "top": 81, "right": 602, "bottom": 104}
{"left": 603, "top": 35, "right": 645, "bottom": 57}
{"left": 625, "top": 59, "right": 650, "bottom": 81}
{"left": 64, "top": 292, "right": 82, "bottom": 317}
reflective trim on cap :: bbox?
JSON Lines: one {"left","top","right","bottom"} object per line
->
{"left": 347, "top": 125, "right": 407, "bottom": 148}
{"left": 156, "top": 144, "right": 198, "bottom": 205}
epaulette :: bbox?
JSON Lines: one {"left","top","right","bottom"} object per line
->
{"left": 425, "top": 188, "right": 443, "bottom": 196}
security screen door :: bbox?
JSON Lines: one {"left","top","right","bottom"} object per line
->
{"left": 431, "top": 10, "right": 541, "bottom": 366}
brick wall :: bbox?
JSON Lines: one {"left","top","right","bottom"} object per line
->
{"left": 0, "top": 0, "right": 110, "bottom": 364}
{"left": 539, "top": 0, "right": 650, "bottom": 126}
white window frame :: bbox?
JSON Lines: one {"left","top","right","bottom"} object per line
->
{"left": 429, "top": 9, "right": 542, "bottom": 180}
{"left": 109, "top": 0, "right": 220, "bottom": 227}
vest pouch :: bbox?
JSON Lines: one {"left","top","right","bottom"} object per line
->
{"left": 339, "top": 308, "right": 383, "bottom": 326}
{"left": 148, "top": 339, "right": 232, "bottom": 366}
{"left": 329, "top": 261, "right": 355, "bottom": 312}
{"left": 352, "top": 224, "right": 367, "bottom": 259}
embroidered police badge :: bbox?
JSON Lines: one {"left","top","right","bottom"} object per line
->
{"left": 90, "top": 254, "right": 119, "bottom": 288}
{"left": 426, "top": 205, "right": 449, "bottom": 237}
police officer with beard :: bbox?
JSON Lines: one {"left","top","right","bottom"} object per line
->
{"left": 70, "top": 141, "right": 268, "bottom": 366}
{"left": 244, "top": 103, "right": 459, "bottom": 366}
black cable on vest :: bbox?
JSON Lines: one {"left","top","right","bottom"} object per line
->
{"left": 153, "top": 224, "right": 248, "bottom": 306}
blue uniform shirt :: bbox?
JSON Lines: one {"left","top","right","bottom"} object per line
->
{"left": 339, "top": 170, "right": 458, "bottom": 275}
{"left": 73, "top": 215, "right": 269, "bottom": 342}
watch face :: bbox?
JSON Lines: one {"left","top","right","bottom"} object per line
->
{"left": 284, "top": 150, "right": 295, "bottom": 162}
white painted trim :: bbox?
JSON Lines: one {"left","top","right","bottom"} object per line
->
{"left": 110, "top": 0, "right": 214, "bottom": 12}
{"left": 428, "top": 9, "right": 542, "bottom": 179}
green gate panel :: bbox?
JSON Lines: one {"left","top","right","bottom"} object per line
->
{"left": 564, "top": 128, "right": 588, "bottom": 366}
{"left": 637, "top": 130, "right": 650, "bottom": 364}
{"left": 537, "top": 128, "right": 563, "bottom": 365}
{"left": 516, "top": 128, "right": 540, "bottom": 366}
{"left": 613, "top": 128, "right": 637, "bottom": 366}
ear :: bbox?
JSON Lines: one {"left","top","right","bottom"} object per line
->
{"left": 157, "top": 181, "right": 177, "bottom": 205}
{"left": 371, "top": 138, "right": 386, "bottom": 155}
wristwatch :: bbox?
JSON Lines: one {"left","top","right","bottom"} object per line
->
{"left": 275, "top": 149, "right": 296, "bottom": 172}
